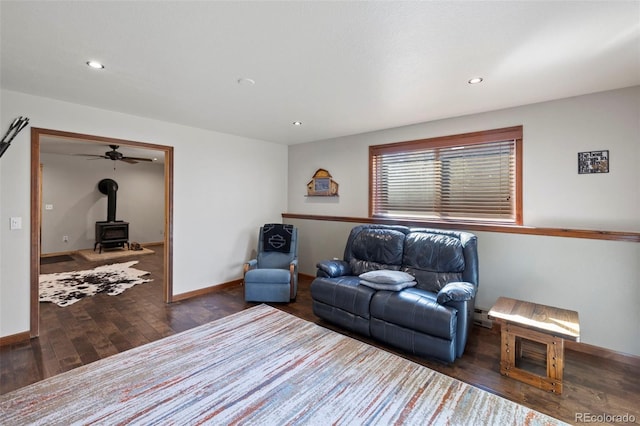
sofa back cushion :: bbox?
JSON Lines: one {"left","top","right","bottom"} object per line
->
{"left": 348, "top": 228, "right": 406, "bottom": 275}
{"left": 402, "top": 231, "right": 465, "bottom": 293}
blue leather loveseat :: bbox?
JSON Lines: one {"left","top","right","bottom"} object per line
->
{"left": 311, "top": 224, "right": 478, "bottom": 363}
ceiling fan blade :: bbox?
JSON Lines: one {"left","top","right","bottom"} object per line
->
{"left": 71, "top": 150, "right": 154, "bottom": 164}
{"left": 73, "top": 154, "right": 108, "bottom": 159}
{"left": 123, "top": 156, "right": 153, "bottom": 162}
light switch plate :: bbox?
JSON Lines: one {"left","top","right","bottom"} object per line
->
{"left": 45, "top": 204, "right": 53, "bottom": 210}
{"left": 10, "top": 217, "right": 22, "bottom": 230}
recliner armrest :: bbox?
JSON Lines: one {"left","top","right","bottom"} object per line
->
{"left": 436, "top": 281, "right": 476, "bottom": 304}
{"left": 316, "top": 259, "right": 351, "bottom": 278}
{"left": 244, "top": 259, "right": 257, "bottom": 275}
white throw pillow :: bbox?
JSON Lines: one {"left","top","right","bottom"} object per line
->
{"left": 359, "top": 270, "right": 415, "bottom": 284}
{"left": 359, "top": 279, "right": 417, "bottom": 291}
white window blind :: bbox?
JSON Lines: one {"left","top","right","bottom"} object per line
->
{"left": 370, "top": 127, "right": 522, "bottom": 224}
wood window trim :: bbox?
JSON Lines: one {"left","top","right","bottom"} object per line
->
{"left": 369, "top": 126, "right": 523, "bottom": 225}
{"left": 281, "top": 213, "right": 640, "bottom": 243}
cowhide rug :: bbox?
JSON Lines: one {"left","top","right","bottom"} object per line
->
{"left": 39, "top": 261, "right": 152, "bottom": 307}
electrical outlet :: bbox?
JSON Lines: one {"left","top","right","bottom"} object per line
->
{"left": 63, "top": 235, "right": 69, "bottom": 242}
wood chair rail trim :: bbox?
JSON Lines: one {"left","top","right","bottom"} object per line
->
{"left": 282, "top": 213, "right": 640, "bottom": 243}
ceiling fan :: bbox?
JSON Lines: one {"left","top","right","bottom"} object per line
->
{"left": 76, "top": 145, "right": 153, "bottom": 164}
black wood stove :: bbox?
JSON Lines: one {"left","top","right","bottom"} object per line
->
{"left": 94, "top": 178, "right": 129, "bottom": 253}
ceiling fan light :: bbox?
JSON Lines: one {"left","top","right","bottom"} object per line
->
{"left": 468, "top": 77, "right": 483, "bottom": 84}
{"left": 237, "top": 77, "right": 255, "bottom": 86}
{"left": 86, "top": 60, "right": 105, "bottom": 69}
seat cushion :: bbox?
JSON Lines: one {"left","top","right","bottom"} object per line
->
{"left": 245, "top": 268, "right": 291, "bottom": 284}
{"left": 370, "top": 288, "right": 456, "bottom": 340}
{"left": 310, "top": 276, "right": 375, "bottom": 319}
{"left": 245, "top": 282, "right": 292, "bottom": 302}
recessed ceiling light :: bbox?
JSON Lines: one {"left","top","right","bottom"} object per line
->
{"left": 237, "top": 78, "right": 255, "bottom": 86}
{"left": 468, "top": 77, "right": 483, "bottom": 84}
{"left": 86, "top": 61, "right": 105, "bottom": 69}
{"left": 292, "top": 121, "right": 303, "bottom": 126}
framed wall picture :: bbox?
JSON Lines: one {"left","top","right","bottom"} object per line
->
{"left": 578, "top": 150, "right": 609, "bottom": 174}
{"left": 313, "top": 177, "right": 330, "bottom": 193}
{"left": 306, "top": 168, "right": 339, "bottom": 196}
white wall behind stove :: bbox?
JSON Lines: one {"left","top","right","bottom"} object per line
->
{"left": 40, "top": 152, "right": 165, "bottom": 254}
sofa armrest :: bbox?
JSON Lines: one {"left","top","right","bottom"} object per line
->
{"left": 316, "top": 260, "right": 351, "bottom": 278}
{"left": 436, "top": 281, "right": 476, "bottom": 304}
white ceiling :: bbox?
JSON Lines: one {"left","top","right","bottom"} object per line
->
{"left": 38, "top": 136, "right": 165, "bottom": 164}
{"left": 1, "top": 1, "right": 639, "bottom": 146}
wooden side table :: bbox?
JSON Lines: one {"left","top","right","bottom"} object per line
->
{"left": 489, "top": 297, "right": 580, "bottom": 394}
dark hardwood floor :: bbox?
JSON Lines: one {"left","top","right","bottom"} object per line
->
{"left": 2, "top": 245, "right": 638, "bottom": 424}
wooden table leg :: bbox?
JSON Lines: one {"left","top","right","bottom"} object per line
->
{"left": 498, "top": 322, "right": 565, "bottom": 394}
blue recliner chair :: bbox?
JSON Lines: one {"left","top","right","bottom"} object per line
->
{"left": 244, "top": 224, "right": 298, "bottom": 302}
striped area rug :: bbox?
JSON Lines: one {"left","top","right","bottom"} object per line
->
{"left": 0, "top": 305, "right": 566, "bottom": 425}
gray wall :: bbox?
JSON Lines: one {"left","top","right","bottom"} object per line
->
{"left": 287, "top": 86, "right": 640, "bottom": 356}
{"left": 40, "top": 152, "right": 165, "bottom": 254}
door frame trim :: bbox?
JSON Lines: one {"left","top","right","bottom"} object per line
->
{"left": 30, "top": 127, "right": 174, "bottom": 337}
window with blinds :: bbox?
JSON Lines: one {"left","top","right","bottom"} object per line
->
{"left": 370, "top": 126, "right": 523, "bottom": 224}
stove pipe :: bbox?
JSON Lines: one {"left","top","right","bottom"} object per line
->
{"left": 98, "top": 178, "right": 118, "bottom": 222}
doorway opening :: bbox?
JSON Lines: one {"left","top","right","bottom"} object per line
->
{"left": 30, "top": 128, "right": 174, "bottom": 337}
